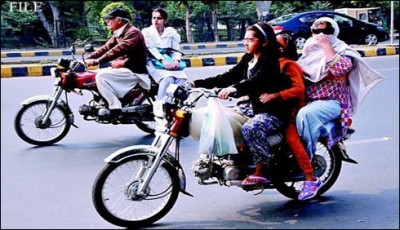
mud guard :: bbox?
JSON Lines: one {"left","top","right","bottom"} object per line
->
{"left": 335, "top": 142, "right": 358, "bottom": 164}
{"left": 105, "top": 145, "right": 193, "bottom": 197}
{"left": 20, "top": 95, "right": 76, "bottom": 127}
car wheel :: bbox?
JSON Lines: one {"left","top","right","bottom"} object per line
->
{"left": 365, "top": 33, "right": 378, "bottom": 45}
{"left": 295, "top": 37, "right": 307, "bottom": 49}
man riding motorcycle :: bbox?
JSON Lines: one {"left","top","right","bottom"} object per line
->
{"left": 86, "top": 7, "right": 150, "bottom": 121}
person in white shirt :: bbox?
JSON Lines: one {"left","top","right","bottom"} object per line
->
{"left": 142, "top": 7, "right": 187, "bottom": 99}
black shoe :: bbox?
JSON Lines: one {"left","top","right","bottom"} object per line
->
{"left": 97, "top": 108, "right": 122, "bottom": 122}
{"left": 109, "top": 109, "right": 122, "bottom": 118}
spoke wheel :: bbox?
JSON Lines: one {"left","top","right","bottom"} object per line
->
{"left": 14, "top": 100, "right": 71, "bottom": 146}
{"left": 275, "top": 142, "right": 342, "bottom": 200}
{"left": 365, "top": 33, "right": 378, "bottom": 45}
{"left": 92, "top": 155, "right": 180, "bottom": 227}
{"left": 295, "top": 37, "right": 307, "bottom": 49}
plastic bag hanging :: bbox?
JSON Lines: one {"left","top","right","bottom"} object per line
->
{"left": 198, "top": 97, "right": 238, "bottom": 156}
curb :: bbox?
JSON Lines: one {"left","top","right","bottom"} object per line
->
{"left": 1, "top": 42, "right": 244, "bottom": 58}
{"left": 1, "top": 46, "right": 398, "bottom": 78}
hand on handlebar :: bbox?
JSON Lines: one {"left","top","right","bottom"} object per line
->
{"left": 86, "top": 59, "right": 99, "bottom": 67}
{"left": 217, "top": 87, "right": 237, "bottom": 100}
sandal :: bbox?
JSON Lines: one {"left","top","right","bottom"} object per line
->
{"left": 298, "top": 178, "right": 323, "bottom": 201}
{"left": 242, "top": 175, "right": 271, "bottom": 186}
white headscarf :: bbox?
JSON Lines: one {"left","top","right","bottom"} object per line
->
{"left": 297, "top": 17, "right": 385, "bottom": 116}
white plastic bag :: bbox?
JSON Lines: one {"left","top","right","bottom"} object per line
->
{"left": 198, "top": 97, "right": 238, "bottom": 156}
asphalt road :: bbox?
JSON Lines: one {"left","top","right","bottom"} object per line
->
{"left": 1, "top": 56, "right": 399, "bottom": 229}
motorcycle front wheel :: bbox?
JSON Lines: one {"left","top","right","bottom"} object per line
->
{"left": 92, "top": 154, "right": 180, "bottom": 228}
{"left": 275, "top": 142, "right": 342, "bottom": 200}
{"left": 14, "top": 100, "right": 71, "bottom": 146}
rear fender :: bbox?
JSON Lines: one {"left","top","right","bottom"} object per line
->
{"left": 105, "top": 145, "right": 191, "bottom": 196}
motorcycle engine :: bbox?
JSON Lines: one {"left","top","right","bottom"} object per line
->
{"left": 222, "top": 165, "right": 242, "bottom": 181}
{"left": 78, "top": 104, "right": 97, "bottom": 117}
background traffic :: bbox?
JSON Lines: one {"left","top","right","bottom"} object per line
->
{"left": 1, "top": 1, "right": 398, "bottom": 49}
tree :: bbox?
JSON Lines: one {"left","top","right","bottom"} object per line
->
{"left": 35, "top": 1, "right": 87, "bottom": 48}
{"left": 176, "top": 1, "right": 194, "bottom": 43}
{"left": 1, "top": 2, "right": 43, "bottom": 48}
{"left": 202, "top": 0, "right": 219, "bottom": 42}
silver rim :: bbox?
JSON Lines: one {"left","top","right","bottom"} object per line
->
{"left": 101, "top": 159, "right": 174, "bottom": 222}
{"left": 296, "top": 37, "right": 307, "bottom": 49}
{"left": 18, "top": 102, "right": 68, "bottom": 143}
{"left": 282, "top": 142, "right": 333, "bottom": 192}
{"left": 365, "top": 34, "right": 378, "bottom": 45}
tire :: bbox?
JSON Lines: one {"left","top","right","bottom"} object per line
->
{"left": 275, "top": 142, "right": 342, "bottom": 200}
{"left": 92, "top": 154, "right": 180, "bottom": 228}
{"left": 295, "top": 36, "right": 307, "bottom": 50}
{"left": 14, "top": 100, "right": 71, "bottom": 146}
{"left": 365, "top": 33, "right": 378, "bottom": 45}
{"left": 135, "top": 96, "right": 156, "bottom": 134}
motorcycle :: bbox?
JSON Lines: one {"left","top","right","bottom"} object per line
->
{"left": 91, "top": 84, "right": 357, "bottom": 227}
{"left": 14, "top": 44, "right": 158, "bottom": 146}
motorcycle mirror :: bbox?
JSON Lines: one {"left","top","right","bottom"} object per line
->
{"left": 70, "top": 45, "right": 76, "bottom": 55}
{"left": 84, "top": 44, "right": 94, "bottom": 53}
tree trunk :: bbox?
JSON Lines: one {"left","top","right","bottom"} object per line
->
{"left": 36, "top": 1, "right": 61, "bottom": 47}
{"left": 49, "top": 1, "right": 61, "bottom": 48}
{"left": 185, "top": 6, "right": 194, "bottom": 43}
{"left": 225, "top": 19, "right": 232, "bottom": 41}
{"left": 211, "top": 8, "right": 219, "bottom": 42}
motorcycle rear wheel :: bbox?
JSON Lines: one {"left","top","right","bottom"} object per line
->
{"left": 14, "top": 100, "right": 71, "bottom": 146}
{"left": 92, "top": 155, "right": 180, "bottom": 227}
{"left": 275, "top": 142, "right": 342, "bottom": 200}
{"left": 134, "top": 96, "right": 156, "bottom": 134}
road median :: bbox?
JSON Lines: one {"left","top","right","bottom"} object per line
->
{"left": 1, "top": 46, "right": 398, "bottom": 78}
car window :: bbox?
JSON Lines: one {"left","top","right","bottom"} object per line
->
{"left": 331, "top": 14, "right": 354, "bottom": 27}
{"left": 299, "top": 15, "right": 317, "bottom": 23}
{"left": 268, "top": 13, "right": 297, "bottom": 23}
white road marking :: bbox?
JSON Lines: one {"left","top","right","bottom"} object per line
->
{"left": 345, "top": 137, "right": 391, "bottom": 145}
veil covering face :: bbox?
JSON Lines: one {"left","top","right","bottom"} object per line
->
{"left": 297, "top": 17, "right": 385, "bottom": 116}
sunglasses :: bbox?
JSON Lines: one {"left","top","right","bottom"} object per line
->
{"left": 242, "top": 38, "right": 259, "bottom": 43}
{"left": 311, "top": 28, "right": 333, "bottom": 35}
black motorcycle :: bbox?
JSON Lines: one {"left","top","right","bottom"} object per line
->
{"left": 92, "top": 84, "right": 357, "bottom": 227}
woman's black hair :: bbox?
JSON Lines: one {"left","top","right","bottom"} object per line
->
{"left": 277, "top": 33, "right": 299, "bottom": 61}
{"left": 247, "top": 22, "right": 281, "bottom": 62}
{"left": 152, "top": 7, "right": 168, "bottom": 20}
